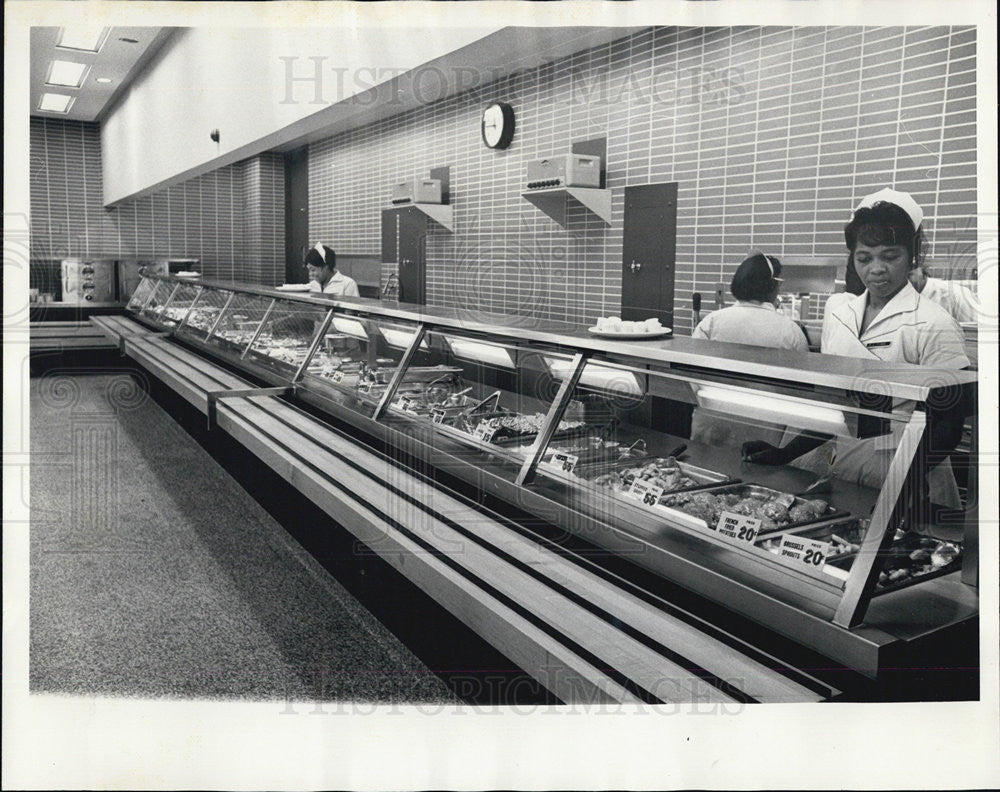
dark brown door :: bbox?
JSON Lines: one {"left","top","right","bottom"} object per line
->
{"left": 621, "top": 183, "right": 677, "bottom": 328}
{"left": 284, "top": 147, "right": 309, "bottom": 283}
{"left": 397, "top": 207, "right": 427, "bottom": 305}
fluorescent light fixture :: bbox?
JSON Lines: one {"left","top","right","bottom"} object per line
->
{"left": 47, "top": 60, "right": 89, "bottom": 88}
{"left": 56, "top": 26, "right": 109, "bottom": 52}
{"left": 695, "top": 386, "right": 849, "bottom": 435}
{"left": 379, "top": 326, "right": 428, "bottom": 350}
{"left": 95, "top": 77, "right": 113, "bottom": 84}
{"left": 38, "top": 93, "right": 74, "bottom": 113}
{"left": 330, "top": 316, "right": 368, "bottom": 340}
{"left": 444, "top": 337, "right": 516, "bottom": 369}
{"left": 545, "top": 357, "right": 644, "bottom": 397}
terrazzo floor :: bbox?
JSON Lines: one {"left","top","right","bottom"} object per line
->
{"left": 28, "top": 372, "right": 458, "bottom": 704}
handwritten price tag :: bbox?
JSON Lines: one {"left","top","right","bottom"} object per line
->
{"left": 777, "top": 535, "right": 831, "bottom": 571}
{"left": 430, "top": 408, "right": 446, "bottom": 424}
{"left": 625, "top": 479, "right": 664, "bottom": 507}
{"left": 358, "top": 380, "right": 373, "bottom": 394}
{"left": 331, "top": 369, "right": 345, "bottom": 384}
{"left": 551, "top": 452, "right": 579, "bottom": 474}
{"left": 474, "top": 419, "right": 500, "bottom": 443}
{"left": 715, "top": 511, "right": 762, "bottom": 545}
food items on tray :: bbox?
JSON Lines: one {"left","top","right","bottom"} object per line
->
{"left": 594, "top": 316, "right": 665, "bottom": 334}
{"left": 876, "top": 538, "right": 961, "bottom": 589}
{"left": 661, "top": 488, "right": 829, "bottom": 532}
{"left": 590, "top": 457, "right": 698, "bottom": 494}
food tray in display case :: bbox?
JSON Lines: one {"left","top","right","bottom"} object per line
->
{"left": 245, "top": 302, "right": 330, "bottom": 375}
{"left": 578, "top": 455, "right": 734, "bottom": 496}
{"left": 208, "top": 293, "right": 275, "bottom": 355}
{"left": 660, "top": 483, "right": 847, "bottom": 535}
{"left": 158, "top": 282, "right": 203, "bottom": 328}
{"left": 177, "top": 288, "right": 234, "bottom": 341}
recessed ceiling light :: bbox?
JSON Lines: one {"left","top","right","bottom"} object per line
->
{"left": 95, "top": 77, "right": 113, "bottom": 84}
{"left": 56, "top": 26, "right": 109, "bottom": 53}
{"left": 47, "top": 60, "right": 89, "bottom": 88}
{"left": 38, "top": 93, "right": 75, "bottom": 113}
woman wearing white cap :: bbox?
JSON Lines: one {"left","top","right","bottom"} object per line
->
{"left": 305, "top": 243, "right": 360, "bottom": 297}
{"left": 689, "top": 252, "right": 809, "bottom": 448}
{"left": 743, "top": 189, "right": 970, "bottom": 507}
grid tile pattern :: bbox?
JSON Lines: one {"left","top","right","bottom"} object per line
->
{"left": 28, "top": 118, "right": 284, "bottom": 286}
{"left": 309, "top": 25, "right": 977, "bottom": 332}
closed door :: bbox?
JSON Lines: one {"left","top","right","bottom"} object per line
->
{"left": 284, "top": 147, "right": 309, "bottom": 283}
{"left": 621, "top": 183, "right": 677, "bottom": 328}
{"left": 397, "top": 207, "right": 427, "bottom": 305}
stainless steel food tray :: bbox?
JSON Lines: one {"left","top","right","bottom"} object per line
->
{"left": 662, "top": 482, "right": 850, "bottom": 535}
{"left": 577, "top": 456, "right": 733, "bottom": 494}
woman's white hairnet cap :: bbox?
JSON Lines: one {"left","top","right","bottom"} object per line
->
{"left": 855, "top": 187, "right": 924, "bottom": 229}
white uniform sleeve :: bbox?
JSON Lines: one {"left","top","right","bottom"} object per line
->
{"left": 908, "top": 314, "right": 970, "bottom": 369}
{"left": 344, "top": 278, "right": 360, "bottom": 297}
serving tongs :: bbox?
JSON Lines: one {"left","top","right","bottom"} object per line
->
{"left": 463, "top": 390, "right": 502, "bottom": 418}
{"left": 795, "top": 473, "right": 834, "bottom": 497}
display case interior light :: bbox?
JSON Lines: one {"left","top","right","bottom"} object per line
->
{"left": 444, "top": 336, "right": 516, "bottom": 369}
{"left": 694, "top": 386, "right": 849, "bottom": 435}
{"left": 330, "top": 316, "right": 369, "bottom": 339}
{"left": 56, "top": 26, "right": 109, "bottom": 52}
{"left": 545, "top": 357, "right": 644, "bottom": 397}
{"left": 379, "top": 326, "right": 428, "bottom": 350}
{"left": 47, "top": 60, "right": 89, "bottom": 88}
{"left": 38, "top": 93, "right": 74, "bottom": 113}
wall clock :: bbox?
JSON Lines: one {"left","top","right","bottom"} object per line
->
{"left": 481, "top": 102, "right": 515, "bottom": 150}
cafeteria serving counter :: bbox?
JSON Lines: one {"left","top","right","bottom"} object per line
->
{"left": 94, "top": 274, "right": 980, "bottom": 698}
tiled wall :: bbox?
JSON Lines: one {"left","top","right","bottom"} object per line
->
{"left": 309, "top": 25, "right": 977, "bottom": 331}
{"left": 29, "top": 117, "right": 285, "bottom": 290}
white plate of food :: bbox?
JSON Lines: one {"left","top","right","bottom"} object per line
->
{"left": 588, "top": 327, "right": 672, "bottom": 339}
{"left": 277, "top": 283, "right": 312, "bottom": 292}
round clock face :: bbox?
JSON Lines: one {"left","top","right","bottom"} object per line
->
{"left": 481, "top": 102, "right": 515, "bottom": 149}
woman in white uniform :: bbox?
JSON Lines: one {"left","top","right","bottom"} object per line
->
{"left": 743, "top": 189, "right": 970, "bottom": 506}
{"left": 306, "top": 243, "right": 360, "bottom": 297}
{"left": 689, "top": 253, "right": 809, "bottom": 448}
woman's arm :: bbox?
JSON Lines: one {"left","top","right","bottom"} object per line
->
{"left": 742, "top": 431, "right": 832, "bottom": 464}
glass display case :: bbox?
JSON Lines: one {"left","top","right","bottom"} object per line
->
{"left": 124, "top": 275, "right": 979, "bottom": 675}
{"left": 159, "top": 282, "right": 203, "bottom": 329}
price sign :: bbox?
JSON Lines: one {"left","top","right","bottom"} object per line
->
{"left": 551, "top": 452, "right": 579, "bottom": 474}
{"left": 625, "top": 479, "right": 664, "bottom": 508}
{"left": 331, "top": 369, "right": 345, "bottom": 384}
{"left": 392, "top": 396, "right": 419, "bottom": 415}
{"left": 474, "top": 419, "right": 500, "bottom": 443}
{"left": 431, "top": 408, "right": 446, "bottom": 424}
{"left": 358, "top": 379, "right": 373, "bottom": 394}
{"left": 715, "top": 511, "right": 762, "bottom": 545}
{"left": 777, "top": 535, "right": 831, "bottom": 571}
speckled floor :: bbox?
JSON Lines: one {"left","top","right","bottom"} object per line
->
{"left": 29, "top": 372, "right": 458, "bottom": 703}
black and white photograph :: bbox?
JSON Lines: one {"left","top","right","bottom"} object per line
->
{"left": 4, "top": 1, "right": 998, "bottom": 789}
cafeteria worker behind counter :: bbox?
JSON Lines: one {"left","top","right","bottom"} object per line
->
{"left": 742, "top": 188, "right": 971, "bottom": 509}
{"left": 689, "top": 252, "right": 809, "bottom": 449}
{"left": 306, "top": 243, "right": 360, "bottom": 297}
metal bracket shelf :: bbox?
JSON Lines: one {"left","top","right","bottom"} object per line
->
{"left": 521, "top": 187, "right": 612, "bottom": 227}
{"left": 387, "top": 202, "right": 454, "bottom": 232}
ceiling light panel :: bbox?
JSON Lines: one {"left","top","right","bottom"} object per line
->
{"left": 39, "top": 93, "right": 75, "bottom": 113}
{"left": 56, "top": 26, "right": 109, "bottom": 52}
{"left": 47, "top": 60, "right": 89, "bottom": 88}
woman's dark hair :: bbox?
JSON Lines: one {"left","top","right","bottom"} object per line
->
{"left": 844, "top": 202, "right": 923, "bottom": 266}
{"left": 304, "top": 244, "right": 336, "bottom": 269}
{"left": 730, "top": 252, "right": 782, "bottom": 302}
{"left": 844, "top": 252, "right": 865, "bottom": 295}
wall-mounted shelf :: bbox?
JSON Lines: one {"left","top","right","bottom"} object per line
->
{"left": 390, "top": 202, "right": 454, "bottom": 232}
{"left": 521, "top": 187, "right": 612, "bottom": 227}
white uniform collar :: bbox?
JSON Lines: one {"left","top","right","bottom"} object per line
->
{"left": 734, "top": 300, "right": 778, "bottom": 312}
{"left": 837, "top": 281, "right": 920, "bottom": 335}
